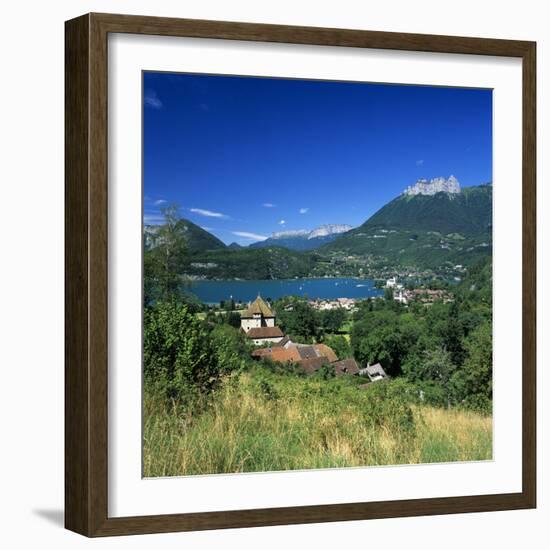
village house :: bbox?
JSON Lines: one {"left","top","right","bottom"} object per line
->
{"left": 356, "top": 364, "right": 389, "bottom": 390}
{"left": 240, "top": 296, "right": 284, "bottom": 345}
{"left": 360, "top": 362, "right": 388, "bottom": 382}
{"left": 393, "top": 287, "right": 453, "bottom": 305}
{"left": 252, "top": 340, "right": 362, "bottom": 378}
{"left": 242, "top": 297, "right": 378, "bottom": 380}
{"left": 386, "top": 276, "right": 404, "bottom": 290}
{"left": 332, "top": 358, "right": 360, "bottom": 376}
{"left": 308, "top": 297, "right": 357, "bottom": 311}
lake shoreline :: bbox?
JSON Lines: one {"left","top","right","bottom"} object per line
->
{"left": 186, "top": 276, "right": 385, "bottom": 304}
{"left": 184, "top": 275, "right": 380, "bottom": 282}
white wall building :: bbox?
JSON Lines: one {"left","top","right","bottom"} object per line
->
{"left": 240, "top": 296, "right": 283, "bottom": 345}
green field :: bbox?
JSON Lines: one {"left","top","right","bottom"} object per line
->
{"left": 143, "top": 366, "right": 492, "bottom": 477}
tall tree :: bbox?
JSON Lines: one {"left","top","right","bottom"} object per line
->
{"left": 451, "top": 321, "right": 492, "bottom": 412}
{"left": 278, "top": 301, "right": 320, "bottom": 342}
{"left": 320, "top": 308, "right": 346, "bottom": 334}
{"left": 144, "top": 204, "right": 188, "bottom": 304}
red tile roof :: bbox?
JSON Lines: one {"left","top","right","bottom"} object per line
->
{"left": 252, "top": 346, "right": 301, "bottom": 362}
{"left": 332, "top": 358, "right": 360, "bottom": 376}
{"left": 245, "top": 326, "right": 284, "bottom": 339}
{"left": 251, "top": 340, "right": 341, "bottom": 375}
{"left": 300, "top": 356, "right": 329, "bottom": 373}
{"left": 314, "top": 344, "right": 338, "bottom": 364}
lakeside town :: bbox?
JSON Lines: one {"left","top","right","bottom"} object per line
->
{"left": 200, "top": 274, "right": 455, "bottom": 314}
{"left": 188, "top": 273, "right": 458, "bottom": 389}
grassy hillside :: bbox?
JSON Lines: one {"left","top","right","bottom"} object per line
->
{"left": 144, "top": 367, "right": 492, "bottom": 477}
{"left": 363, "top": 184, "right": 492, "bottom": 235}
{"left": 323, "top": 185, "right": 492, "bottom": 269}
{"left": 323, "top": 228, "right": 491, "bottom": 269}
{"left": 175, "top": 218, "right": 227, "bottom": 252}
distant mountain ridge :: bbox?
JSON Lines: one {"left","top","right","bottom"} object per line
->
{"left": 144, "top": 180, "right": 492, "bottom": 276}
{"left": 250, "top": 224, "right": 353, "bottom": 251}
{"left": 309, "top": 224, "right": 353, "bottom": 239}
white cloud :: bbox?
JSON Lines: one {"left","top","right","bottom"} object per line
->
{"left": 154, "top": 199, "right": 167, "bottom": 206}
{"left": 232, "top": 231, "right": 267, "bottom": 241}
{"left": 144, "top": 214, "right": 165, "bottom": 225}
{"left": 200, "top": 226, "right": 213, "bottom": 231}
{"left": 189, "top": 208, "right": 228, "bottom": 219}
{"left": 299, "top": 208, "right": 309, "bottom": 214}
{"left": 416, "top": 159, "right": 424, "bottom": 166}
{"left": 262, "top": 203, "right": 276, "bottom": 208}
{"left": 279, "top": 219, "right": 286, "bottom": 225}
{"left": 144, "top": 90, "right": 163, "bottom": 109}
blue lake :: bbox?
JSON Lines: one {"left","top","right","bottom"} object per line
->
{"left": 187, "top": 278, "right": 383, "bottom": 304}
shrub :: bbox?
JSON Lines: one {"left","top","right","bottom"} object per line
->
{"left": 450, "top": 321, "right": 492, "bottom": 411}
{"left": 313, "top": 363, "right": 337, "bottom": 380}
{"left": 258, "top": 379, "right": 279, "bottom": 401}
{"left": 360, "top": 379, "right": 418, "bottom": 434}
{"left": 209, "top": 324, "right": 250, "bottom": 375}
{"left": 414, "top": 381, "right": 448, "bottom": 408}
{"left": 323, "top": 334, "right": 352, "bottom": 361}
{"left": 144, "top": 301, "right": 249, "bottom": 404}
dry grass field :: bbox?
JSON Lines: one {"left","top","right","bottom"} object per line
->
{"left": 143, "top": 368, "right": 492, "bottom": 477}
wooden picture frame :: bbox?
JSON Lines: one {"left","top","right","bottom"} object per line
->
{"left": 65, "top": 12, "right": 536, "bottom": 537}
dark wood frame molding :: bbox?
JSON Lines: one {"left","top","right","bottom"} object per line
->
{"left": 65, "top": 12, "right": 536, "bottom": 537}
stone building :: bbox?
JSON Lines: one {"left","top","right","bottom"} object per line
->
{"left": 240, "top": 296, "right": 284, "bottom": 345}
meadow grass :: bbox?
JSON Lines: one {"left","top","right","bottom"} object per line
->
{"left": 143, "top": 368, "right": 492, "bottom": 477}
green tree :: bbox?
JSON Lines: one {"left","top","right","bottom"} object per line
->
{"left": 353, "top": 324, "right": 403, "bottom": 375}
{"left": 278, "top": 301, "right": 320, "bottom": 341}
{"left": 225, "top": 311, "right": 242, "bottom": 328}
{"left": 421, "top": 347, "right": 454, "bottom": 401}
{"left": 209, "top": 324, "right": 250, "bottom": 375}
{"left": 451, "top": 321, "right": 492, "bottom": 412}
{"left": 351, "top": 310, "right": 404, "bottom": 374}
{"left": 323, "top": 334, "right": 352, "bottom": 361}
{"left": 320, "top": 308, "right": 346, "bottom": 334}
{"left": 143, "top": 301, "right": 218, "bottom": 402}
{"left": 143, "top": 204, "right": 188, "bottom": 304}
{"left": 441, "top": 301, "right": 466, "bottom": 366}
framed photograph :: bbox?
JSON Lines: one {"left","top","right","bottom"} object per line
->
{"left": 65, "top": 13, "right": 536, "bottom": 537}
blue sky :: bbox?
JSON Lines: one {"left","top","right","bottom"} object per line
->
{"left": 143, "top": 72, "right": 492, "bottom": 245}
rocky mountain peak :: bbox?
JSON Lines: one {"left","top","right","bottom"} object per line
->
{"left": 271, "top": 229, "right": 310, "bottom": 239}
{"left": 308, "top": 224, "right": 353, "bottom": 239}
{"left": 403, "top": 175, "right": 461, "bottom": 196}
{"left": 271, "top": 225, "right": 352, "bottom": 240}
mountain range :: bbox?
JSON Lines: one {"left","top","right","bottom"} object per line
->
{"left": 145, "top": 179, "right": 493, "bottom": 276}
{"left": 354, "top": 183, "right": 491, "bottom": 236}
{"left": 249, "top": 224, "right": 353, "bottom": 251}
{"left": 323, "top": 182, "right": 492, "bottom": 268}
